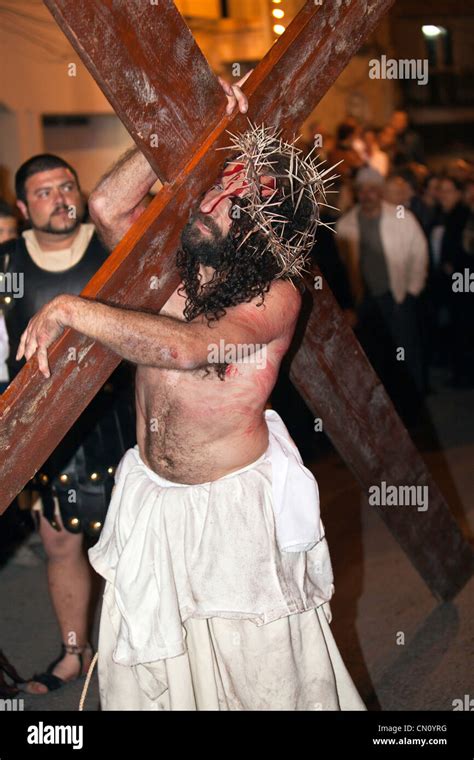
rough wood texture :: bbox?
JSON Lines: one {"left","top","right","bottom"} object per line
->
{"left": 1, "top": 0, "right": 472, "bottom": 599}
{"left": 289, "top": 275, "right": 474, "bottom": 601}
{"left": 0, "top": 0, "right": 396, "bottom": 510}
{"left": 44, "top": 0, "right": 225, "bottom": 183}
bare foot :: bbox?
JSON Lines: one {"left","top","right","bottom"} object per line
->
{"left": 25, "top": 645, "right": 94, "bottom": 695}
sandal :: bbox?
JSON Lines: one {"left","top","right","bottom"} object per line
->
{"left": 0, "top": 649, "right": 26, "bottom": 697}
{"left": 27, "top": 642, "right": 94, "bottom": 693}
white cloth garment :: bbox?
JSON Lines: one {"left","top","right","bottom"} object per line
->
{"left": 264, "top": 408, "right": 321, "bottom": 552}
{"left": 97, "top": 581, "right": 366, "bottom": 711}
{"left": 89, "top": 409, "right": 366, "bottom": 710}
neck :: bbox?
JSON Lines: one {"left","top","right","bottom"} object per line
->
{"left": 198, "top": 263, "right": 216, "bottom": 286}
{"left": 31, "top": 226, "right": 81, "bottom": 252}
{"left": 360, "top": 205, "right": 381, "bottom": 218}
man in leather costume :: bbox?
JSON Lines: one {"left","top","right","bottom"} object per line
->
{"left": 0, "top": 154, "right": 135, "bottom": 693}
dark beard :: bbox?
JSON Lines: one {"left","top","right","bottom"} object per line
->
{"left": 176, "top": 203, "right": 280, "bottom": 327}
{"left": 180, "top": 211, "right": 228, "bottom": 269}
{"left": 34, "top": 205, "right": 81, "bottom": 236}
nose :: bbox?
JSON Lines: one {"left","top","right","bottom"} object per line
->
{"left": 199, "top": 187, "right": 230, "bottom": 215}
{"left": 51, "top": 187, "right": 68, "bottom": 207}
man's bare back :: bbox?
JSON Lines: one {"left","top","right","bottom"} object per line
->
{"left": 135, "top": 278, "right": 301, "bottom": 484}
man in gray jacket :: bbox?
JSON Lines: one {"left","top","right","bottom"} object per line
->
{"left": 336, "top": 168, "right": 428, "bottom": 420}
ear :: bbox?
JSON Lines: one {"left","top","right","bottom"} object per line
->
{"left": 16, "top": 200, "right": 29, "bottom": 221}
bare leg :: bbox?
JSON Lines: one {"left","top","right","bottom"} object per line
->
{"left": 27, "top": 513, "right": 96, "bottom": 694}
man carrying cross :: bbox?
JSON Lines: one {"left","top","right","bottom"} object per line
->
{"left": 17, "top": 80, "right": 365, "bottom": 711}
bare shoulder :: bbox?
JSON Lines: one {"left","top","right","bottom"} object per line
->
{"left": 266, "top": 277, "right": 302, "bottom": 309}
{"left": 178, "top": 277, "right": 303, "bottom": 350}
{"left": 258, "top": 278, "right": 302, "bottom": 345}
{"left": 218, "top": 276, "right": 302, "bottom": 346}
{"left": 258, "top": 277, "right": 302, "bottom": 326}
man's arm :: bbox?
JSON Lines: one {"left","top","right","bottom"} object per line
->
{"left": 16, "top": 280, "right": 301, "bottom": 378}
{"left": 406, "top": 212, "right": 428, "bottom": 297}
{"left": 88, "top": 148, "right": 157, "bottom": 251}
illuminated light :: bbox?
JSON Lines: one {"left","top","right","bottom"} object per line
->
{"left": 107, "top": 466, "right": 115, "bottom": 474}
{"left": 272, "top": 0, "right": 282, "bottom": 3}
{"left": 272, "top": 9, "right": 285, "bottom": 19}
{"left": 4, "top": 296, "right": 11, "bottom": 304}
{"left": 90, "top": 472, "right": 99, "bottom": 481}
{"left": 422, "top": 25, "right": 446, "bottom": 37}
{"left": 273, "top": 24, "right": 286, "bottom": 35}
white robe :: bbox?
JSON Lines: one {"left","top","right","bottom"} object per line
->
{"left": 89, "top": 409, "right": 366, "bottom": 711}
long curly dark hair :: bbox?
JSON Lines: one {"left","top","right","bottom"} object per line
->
{"left": 176, "top": 154, "right": 312, "bottom": 327}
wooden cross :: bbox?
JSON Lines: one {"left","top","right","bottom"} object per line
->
{"left": 0, "top": 0, "right": 472, "bottom": 601}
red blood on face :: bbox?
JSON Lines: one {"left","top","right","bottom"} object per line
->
{"left": 259, "top": 176, "right": 277, "bottom": 196}
{"left": 223, "top": 162, "right": 245, "bottom": 178}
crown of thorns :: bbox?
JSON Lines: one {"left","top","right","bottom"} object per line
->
{"left": 218, "top": 121, "right": 340, "bottom": 278}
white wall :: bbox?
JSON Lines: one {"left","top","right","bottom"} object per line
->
{"left": 43, "top": 116, "right": 133, "bottom": 197}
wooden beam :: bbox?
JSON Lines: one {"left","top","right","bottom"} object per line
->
{"left": 289, "top": 275, "right": 474, "bottom": 601}
{"left": 0, "top": 0, "right": 396, "bottom": 512}
{"left": 44, "top": 0, "right": 225, "bottom": 183}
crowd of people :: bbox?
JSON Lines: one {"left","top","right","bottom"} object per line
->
{"left": 301, "top": 109, "right": 474, "bottom": 424}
